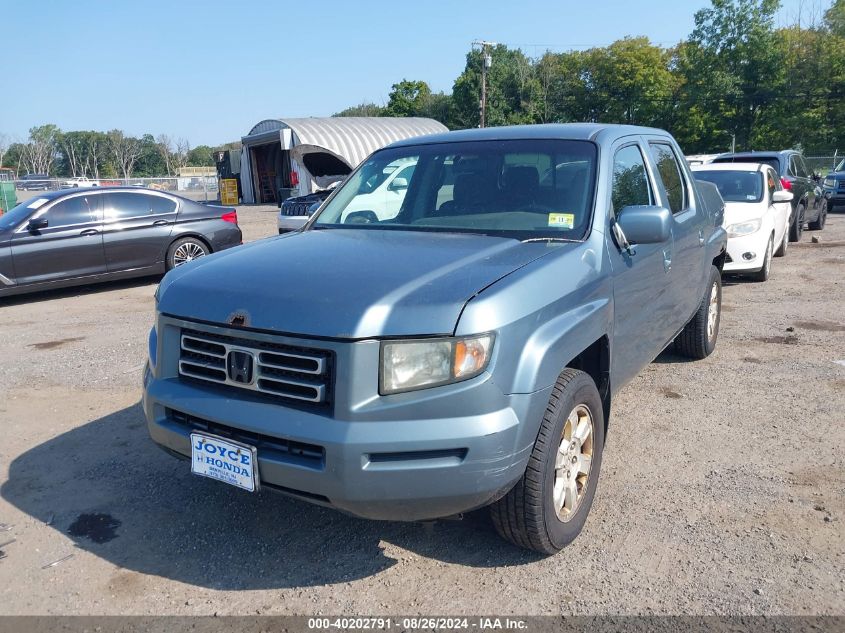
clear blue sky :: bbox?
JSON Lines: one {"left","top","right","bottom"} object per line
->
{"left": 0, "top": 0, "right": 819, "bottom": 147}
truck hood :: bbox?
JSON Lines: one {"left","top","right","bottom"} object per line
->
{"left": 157, "top": 229, "right": 559, "bottom": 338}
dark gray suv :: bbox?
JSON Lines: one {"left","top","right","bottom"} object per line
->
{"left": 711, "top": 150, "right": 825, "bottom": 241}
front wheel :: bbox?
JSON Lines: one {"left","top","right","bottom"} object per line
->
{"left": 166, "top": 237, "right": 209, "bottom": 270}
{"left": 674, "top": 265, "right": 721, "bottom": 359}
{"left": 749, "top": 236, "right": 773, "bottom": 282}
{"left": 490, "top": 368, "right": 604, "bottom": 554}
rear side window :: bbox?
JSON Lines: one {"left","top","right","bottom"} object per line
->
{"left": 649, "top": 143, "right": 687, "bottom": 213}
{"left": 104, "top": 193, "right": 176, "bottom": 220}
{"left": 611, "top": 145, "right": 653, "bottom": 212}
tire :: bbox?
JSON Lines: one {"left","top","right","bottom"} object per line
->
{"left": 788, "top": 203, "right": 805, "bottom": 242}
{"left": 674, "top": 265, "right": 721, "bottom": 359}
{"left": 490, "top": 368, "right": 604, "bottom": 554}
{"left": 774, "top": 225, "right": 788, "bottom": 258}
{"left": 808, "top": 199, "right": 827, "bottom": 230}
{"left": 166, "top": 237, "right": 209, "bottom": 270}
{"left": 749, "top": 236, "right": 773, "bottom": 282}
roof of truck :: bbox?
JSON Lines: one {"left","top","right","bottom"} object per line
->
{"left": 386, "top": 123, "right": 672, "bottom": 148}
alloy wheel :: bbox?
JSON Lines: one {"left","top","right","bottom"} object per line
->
{"left": 553, "top": 404, "right": 594, "bottom": 522}
{"left": 172, "top": 242, "right": 206, "bottom": 266}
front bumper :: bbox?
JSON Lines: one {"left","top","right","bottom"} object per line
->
{"left": 142, "top": 317, "right": 544, "bottom": 521}
{"left": 823, "top": 189, "right": 845, "bottom": 205}
{"left": 724, "top": 231, "right": 770, "bottom": 273}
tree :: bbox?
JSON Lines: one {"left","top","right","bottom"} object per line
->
{"left": 156, "top": 134, "right": 176, "bottom": 176}
{"left": 825, "top": 0, "right": 845, "bottom": 37}
{"left": 174, "top": 138, "right": 191, "bottom": 171}
{"left": 0, "top": 133, "right": 10, "bottom": 169}
{"left": 187, "top": 145, "right": 215, "bottom": 167}
{"left": 385, "top": 80, "right": 432, "bottom": 117}
{"left": 333, "top": 102, "right": 385, "bottom": 117}
{"left": 107, "top": 129, "right": 142, "bottom": 179}
{"left": 23, "top": 124, "right": 60, "bottom": 175}
{"left": 681, "top": 0, "right": 785, "bottom": 151}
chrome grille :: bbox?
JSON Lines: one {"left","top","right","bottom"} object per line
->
{"left": 178, "top": 329, "right": 333, "bottom": 405}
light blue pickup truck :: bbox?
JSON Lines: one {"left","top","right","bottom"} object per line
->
{"left": 143, "top": 124, "right": 727, "bottom": 554}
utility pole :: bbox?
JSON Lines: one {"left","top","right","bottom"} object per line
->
{"left": 472, "top": 40, "right": 496, "bottom": 128}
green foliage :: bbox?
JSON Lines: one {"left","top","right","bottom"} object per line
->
{"left": 333, "top": 102, "right": 386, "bottom": 117}
{"left": 187, "top": 145, "right": 215, "bottom": 167}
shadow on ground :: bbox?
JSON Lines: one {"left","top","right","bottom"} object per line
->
{"left": 1, "top": 404, "right": 540, "bottom": 590}
{"left": 0, "top": 276, "right": 160, "bottom": 307}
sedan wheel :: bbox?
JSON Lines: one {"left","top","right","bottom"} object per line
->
{"left": 750, "top": 236, "right": 773, "bottom": 282}
{"left": 167, "top": 237, "right": 209, "bottom": 270}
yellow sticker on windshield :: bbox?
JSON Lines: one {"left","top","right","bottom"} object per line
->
{"left": 548, "top": 213, "right": 575, "bottom": 229}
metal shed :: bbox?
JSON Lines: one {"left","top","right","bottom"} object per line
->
{"left": 239, "top": 117, "right": 448, "bottom": 204}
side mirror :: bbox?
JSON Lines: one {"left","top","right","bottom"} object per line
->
{"left": 27, "top": 217, "right": 48, "bottom": 231}
{"left": 616, "top": 205, "right": 672, "bottom": 245}
{"left": 772, "top": 190, "right": 793, "bottom": 203}
{"left": 388, "top": 177, "right": 408, "bottom": 192}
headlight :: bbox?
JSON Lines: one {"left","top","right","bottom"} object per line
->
{"left": 380, "top": 334, "right": 494, "bottom": 394}
{"left": 824, "top": 178, "right": 835, "bottom": 189}
{"left": 726, "top": 219, "right": 761, "bottom": 238}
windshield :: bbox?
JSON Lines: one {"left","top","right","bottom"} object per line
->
{"left": 835, "top": 159, "right": 844, "bottom": 173}
{"left": 695, "top": 170, "right": 763, "bottom": 203}
{"left": 0, "top": 198, "right": 47, "bottom": 230}
{"left": 312, "top": 139, "right": 598, "bottom": 240}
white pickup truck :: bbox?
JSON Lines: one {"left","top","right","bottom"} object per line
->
{"left": 61, "top": 176, "right": 100, "bottom": 188}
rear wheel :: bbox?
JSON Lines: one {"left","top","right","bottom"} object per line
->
{"left": 167, "top": 237, "right": 209, "bottom": 270}
{"left": 490, "top": 369, "right": 604, "bottom": 554}
{"left": 788, "top": 203, "right": 805, "bottom": 242}
{"left": 749, "top": 236, "right": 773, "bottom": 282}
{"left": 674, "top": 266, "right": 721, "bottom": 359}
{"left": 808, "top": 199, "right": 827, "bottom": 230}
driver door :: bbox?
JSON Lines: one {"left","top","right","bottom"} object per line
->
{"left": 607, "top": 140, "right": 676, "bottom": 388}
{"left": 11, "top": 193, "right": 106, "bottom": 285}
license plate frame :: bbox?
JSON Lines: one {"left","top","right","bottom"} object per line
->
{"left": 190, "top": 432, "right": 259, "bottom": 493}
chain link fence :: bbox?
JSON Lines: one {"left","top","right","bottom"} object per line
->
{"left": 805, "top": 153, "right": 841, "bottom": 176}
{"left": 11, "top": 176, "right": 219, "bottom": 205}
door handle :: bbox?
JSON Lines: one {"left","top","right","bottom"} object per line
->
{"left": 80, "top": 229, "right": 99, "bottom": 236}
{"left": 663, "top": 249, "right": 672, "bottom": 272}
{"left": 698, "top": 229, "right": 705, "bottom": 246}
{"left": 153, "top": 220, "right": 171, "bottom": 226}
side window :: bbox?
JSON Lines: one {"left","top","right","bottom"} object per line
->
{"left": 44, "top": 195, "right": 99, "bottom": 228}
{"left": 150, "top": 195, "right": 178, "bottom": 215}
{"left": 104, "top": 193, "right": 175, "bottom": 220}
{"left": 787, "top": 156, "right": 798, "bottom": 177}
{"left": 766, "top": 169, "right": 777, "bottom": 201}
{"left": 648, "top": 142, "right": 687, "bottom": 214}
{"left": 612, "top": 145, "right": 653, "bottom": 212}
{"left": 797, "top": 156, "right": 810, "bottom": 178}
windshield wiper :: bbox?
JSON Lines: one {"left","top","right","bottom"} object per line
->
{"left": 521, "top": 237, "right": 576, "bottom": 243}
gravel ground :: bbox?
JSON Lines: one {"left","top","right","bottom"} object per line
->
{"left": 0, "top": 205, "right": 842, "bottom": 616}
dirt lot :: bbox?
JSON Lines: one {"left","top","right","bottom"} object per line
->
{"left": 0, "top": 205, "right": 843, "bottom": 616}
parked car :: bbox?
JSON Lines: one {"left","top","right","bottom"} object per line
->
{"left": 61, "top": 176, "right": 100, "bottom": 188}
{"left": 0, "top": 187, "right": 241, "bottom": 298}
{"left": 822, "top": 158, "right": 845, "bottom": 211}
{"left": 144, "top": 124, "right": 727, "bottom": 554}
{"left": 710, "top": 150, "right": 825, "bottom": 241}
{"left": 17, "top": 174, "right": 52, "bottom": 191}
{"left": 275, "top": 161, "right": 415, "bottom": 234}
{"left": 693, "top": 163, "right": 792, "bottom": 281}
{"left": 278, "top": 188, "right": 336, "bottom": 234}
